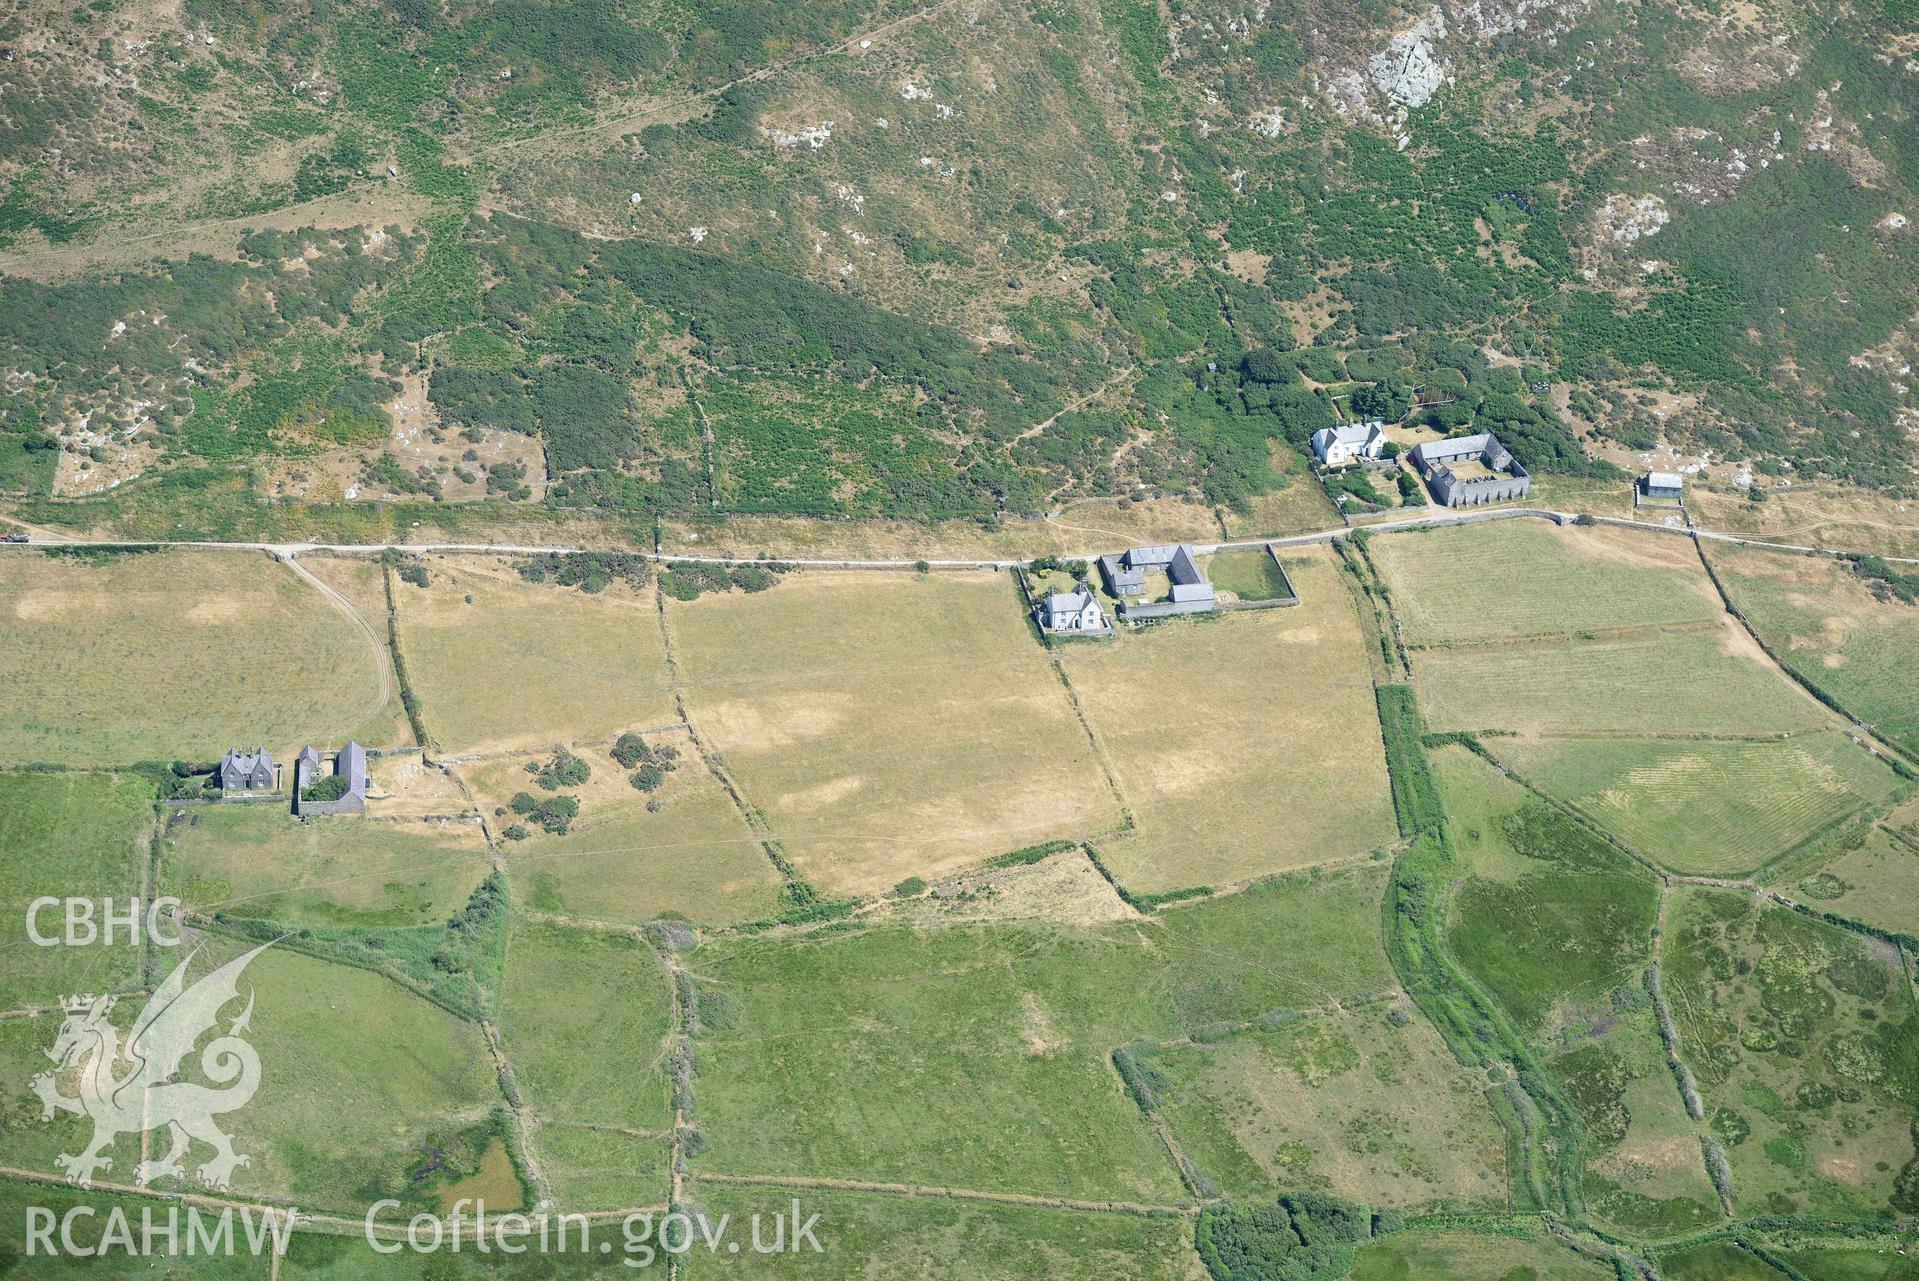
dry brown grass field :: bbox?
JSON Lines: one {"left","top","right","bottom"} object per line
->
{"left": 457, "top": 737, "right": 785, "bottom": 925}
{"left": 0, "top": 548, "right": 402, "bottom": 763}
{"left": 1370, "top": 522, "right": 1840, "bottom": 738}
{"left": 656, "top": 494, "right": 1235, "bottom": 565}
{"left": 667, "top": 571, "right": 1121, "bottom": 895}
{"left": 391, "top": 557, "right": 677, "bottom": 756}
{"left": 1414, "top": 623, "right": 1833, "bottom": 737}
{"left": 362, "top": 750, "right": 475, "bottom": 817}
{"left": 1070, "top": 547, "right": 1400, "bottom": 893}
{"left": 1687, "top": 483, "right": 1919, "bottom": 559}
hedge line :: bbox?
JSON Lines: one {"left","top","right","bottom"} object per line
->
{"left": 1374, "top": 682, "right": 1586, "bottom": 1218}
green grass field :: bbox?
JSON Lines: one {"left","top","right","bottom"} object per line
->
{"left": 1347, "top": 1224, "right": 1616, "bottom": 1279}
{"left": 1709, "top": 544, "right": 1919, "bottom": 759}
{"left": 1550, "top": 1002, "right": 1725, "bottom": 1238}
{"left": 1072, "top": 548, "right": 1400, "bottom": 893}
{"left": 149, "top": 934, "right": 502, "bottom": 1214}
{"left": 0, "top": 1181, "right": 271, "bottom": 1279}
{"left": 1436, "top": 748, "right": 1662, "bottom": 1037}
{"left": 677, "top": 1185, "right": 1205, "bottom": 1278}
{"left": 685, "top": 867, "right": 1394, "bottom": 1202}
{"left": 0, "top": 1009, "right": 118, "bottom": 1176}
{"left": 1795, "top": 827, "right": 1919, "bottom": 937}
{"left": 1656, "top": 1240, "right": 1787, "bottom": 1280}
{"left": 1370, "top": 521, "right": 1723, "bottom": 646}
{"left": 532, "top": 1123, "right": 673, "bottom": 1213}
{"left": 393, "top": 558, "right": 677, "bottom": 756}
{"left": 1773, "top": 1238, "right": 1919, "bottom": 1279}
{"left": 1431, "top": 748, "right": 1721, "bottom": 1234}
{"left": 1663, "top": 887, "right": 1919, "bottom": 1219}
{"left": 500, "top": 920, "right": 675, "bottom": 1131}
{"left": 1146, "top": 1001, "right": 1507, "bottom": 1211}
{"left": 0, "top": 769, "right": 154, "bottom": 1010}
{"left": 0, "top": 550, "right": 402, "bottom": 763}
{"left": 283, "top": 1226, "right": 609, "bottom": 1278}
{"left": 162, "top": 803, "right": 492, "bottom": 929}
{"left": 668, "top": 571, "right": 1120, "bottom": 895}
{"left": 1494, "top": 732, "right": 1907, "bottom": 875}
{"left": 1202, "top": 548, "right": 1295, "bottom": 602}
{"left": 1415, "top": 625, "right": 1831, "bottom": 737}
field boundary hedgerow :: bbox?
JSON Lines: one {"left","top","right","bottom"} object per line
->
{"left": 686, "top": 1171, "right": 1197, "bottom": 1219}
{"left": 1371, "top": 686, "right": 1589, "bottom": 1219}
{"left": 649, "top": 582, "right": 856, "bottom": 932}
{"left": 380, "top": 555, "right": 434, "bottom": 749}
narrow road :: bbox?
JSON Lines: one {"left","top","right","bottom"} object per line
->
{"left": 1, "top": 506, "right": 1915, "bottom": 571}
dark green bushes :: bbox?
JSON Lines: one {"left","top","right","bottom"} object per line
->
{"left": 526, "top": 747, "right": 589, "bottom": 790}
{"left": 1375, "top": 686, "right": 1440, "bottom": 838}
{"left": 509, "top": 791, "right": 579, "bottom": 834}
{"left": 515, "top": 551, "right": 650, "bottom": 593}
{"left": 300, "top": 774, "right": 351, "bottom": 802}
{"left": 1195, "top": 1192, "right": 1388, "bottom": 1281}
{"left": 658, "top": 561, "right": 783, "bottom": 600}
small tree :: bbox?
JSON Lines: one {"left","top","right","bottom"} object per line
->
{"left": 301, "top": 774, "right": 351, "bottom": 802}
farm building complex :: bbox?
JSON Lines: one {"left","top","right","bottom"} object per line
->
{"left": 1410, "top": 432, "right": 1531, "bottom": 507}
{"left": 1100, "top": 544, "right": 1217, "bottom": 619}
{"left": 294, "top": 741, "right": 370, "bottom": 815}
{"left": 218, "top": 741, "right": 369, "bottom": 815}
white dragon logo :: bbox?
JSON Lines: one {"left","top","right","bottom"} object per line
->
{"left": 31, "top": 941, "right": 273, "bottom": 1190}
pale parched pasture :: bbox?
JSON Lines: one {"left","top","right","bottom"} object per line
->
{"left": 1369, "top": 521, "right": 1722, "bottom": 647}
{"left": 391, "top": 556, "right": 677, "bottom": 756}
{"left": 0, "top": 549, "right": 401, "bottom": 763}
{"left": 1706, "top": 541, "right": 1919, "bottom": 759}
{"left": 1071, "top": 548, "right": 1400, "bottom": 894}
{"left": 666, "top": 571, "right": 1121, "bottom": 896}
{"left": 460, "top": 739, "right": 786, "bottom": 926}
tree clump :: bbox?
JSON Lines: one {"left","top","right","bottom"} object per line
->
{"left": 1196, "top": 1192, "right": 1397, "bottom": 1281}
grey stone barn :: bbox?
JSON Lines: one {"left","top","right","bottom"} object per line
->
{"left": 218, "top": 747, "right": 278, "bottom": 792}
{"left": 1410, "top": 432, "right": 1531, "bottom": 508}
{"left": 293, "top": 741, "right": 369, "bottom": 816}
{"left": 1099, "top": 543, "right": 1216, "bottom": 618}
{"left": 1642, "top": 471, "right": 1685, "bottom": 499}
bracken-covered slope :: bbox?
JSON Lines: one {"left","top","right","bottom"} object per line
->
{"left": 0, "top": 0, "right": 1914, "bottom": 532}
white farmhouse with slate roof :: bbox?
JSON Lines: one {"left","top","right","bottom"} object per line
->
{"left": 1310, "top": 421, "right": 1388, "bottom": 466}
{"left": 1035, "top": 582, "right": 1106, "bottom": 633}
